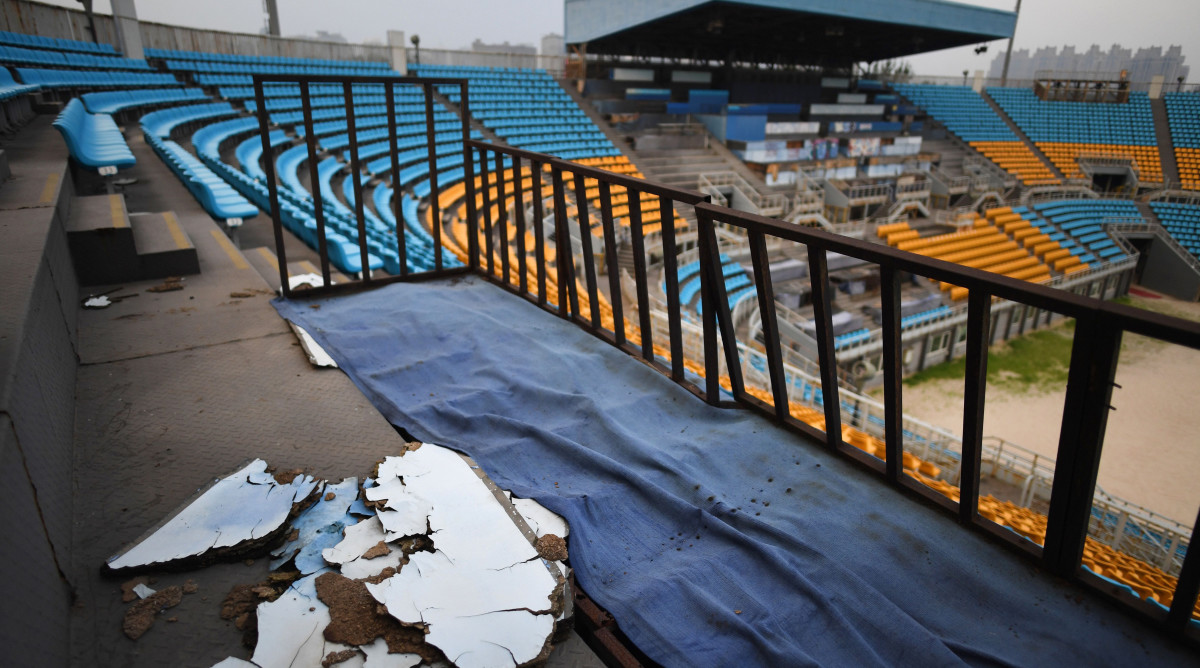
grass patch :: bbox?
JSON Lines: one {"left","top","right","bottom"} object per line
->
{"left": 905, "top": 322, "right": 1075, "bottom": 392}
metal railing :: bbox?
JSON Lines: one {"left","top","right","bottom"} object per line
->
{"left": 254, "top": 74, "right": 1200, "bottom": 638}
{"left": 254, "top": 73, "right": 477, "bottom": 298}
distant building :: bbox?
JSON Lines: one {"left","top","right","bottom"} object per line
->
{"left": 989, "top": 44, "right": 1189, "bottom": 83}
{"left": 541, "top": 33, "right": 564, "bottom": 56}
{"left": 471, "top": 39, "right": 536, "bottom": 55}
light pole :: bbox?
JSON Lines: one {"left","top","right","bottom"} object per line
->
{"left": 1000, "top": 0, "right": 1022, "bottom": 86}
{"left": 411, "top": 34, "right": 421, "bottom": 65}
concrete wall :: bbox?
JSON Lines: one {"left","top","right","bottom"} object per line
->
{"left": 0, "top": 164, "right": 79, "bottom": 667}
{"left": 0, "top": 0, "right": 390, "bottom": 62}
{"left": 0, "top": 0, "right": 562, "bottom": 70}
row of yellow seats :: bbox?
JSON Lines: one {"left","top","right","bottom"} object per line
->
{"left": 970, "top": 141, "right": 1059, "bottom": 184}
{"left": 1036, "top": 143, "right": 1164, "bottom": 183}
{"left": 1175, "top": 147, "right": 1200, "bottom": 190}
{"left": 914, "top": 476, "right": 1200, "bottom": 619}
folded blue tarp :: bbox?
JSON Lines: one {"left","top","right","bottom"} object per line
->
{"left": 274, "top": 276, "right": 1197, "bottom": 668}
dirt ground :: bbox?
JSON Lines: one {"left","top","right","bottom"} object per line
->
{"left": 900, "top": 290, "right": 1200, "bottom": 526}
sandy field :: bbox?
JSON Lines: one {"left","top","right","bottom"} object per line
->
{"left": 900, "top": 291, "right": 1200, "bottom": 527}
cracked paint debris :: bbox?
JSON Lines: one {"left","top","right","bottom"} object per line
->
{"left": 251, "top": 574, "right": 362, "bottom": 668}
{"left": 271, "top": 478, "right": 362, "bottom": 575}
{"left": 364, "top": 444, "right": 561, "bottom": 668}
{"left": 321, "top": 515, "right": 404, "bottom": 580}
{"left": 106, "top": 460, "right": 320, "bottom": 572}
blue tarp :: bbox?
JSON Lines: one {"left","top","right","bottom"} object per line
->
{"left": 274, "top": 276, "right": 1198, "bottom": 668}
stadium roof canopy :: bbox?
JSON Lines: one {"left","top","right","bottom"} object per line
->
{"left": 564, "top": 0, "right": 1017, "bottom": 66}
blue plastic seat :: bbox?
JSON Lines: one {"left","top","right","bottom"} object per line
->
{"left": 52, "top": 98, "right": 136, "bottom": 171}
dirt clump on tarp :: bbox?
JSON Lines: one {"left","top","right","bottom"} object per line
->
{"left": 536, "top": 534, "right": 568, "bottom": 562}
{"left": 314, "top": 572, "right": 444, "bottom": 664}
{"left": 123, "top": 586, "right": 183, "bottom": 640}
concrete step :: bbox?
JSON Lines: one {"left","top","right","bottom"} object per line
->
{"left": 66, "top": 193, "right": 140, "bottom": 286}
{"left": 1151, "top": 97, "right": 1180, "bottom": 186}
{"left": 129, "top": 211, "right": 200, "bottom": 279}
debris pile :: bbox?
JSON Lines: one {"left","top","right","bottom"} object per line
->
{"left": 106, "top": 443, "right": 571, "bottom": 668}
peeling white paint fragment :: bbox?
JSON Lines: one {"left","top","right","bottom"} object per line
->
{"left": 132, "top": 583, "right": 156, "bottom": 599}
{"left": 359, "top": 638, "right": 420, "bottom": 668}
{"left": 511, "top": 498, "right": 569, "bottom": 539}
{"left": 321, "top": 515, "right": 404, "bottom": 580}
{"left": 252, "top": 573, "right": 363, "bottom": 668}
{"left": 106, "top": 460, "right": 320, "bottom": 571}
{"left": 210, "top": 657, "right": 260, "bottom": 668}
{"left": 285, "top": 274, "right": 338, "bottom": 368}
{"left": 364, "top": 444, "right": 560, "bottom": 668}
{"left": 271, "top": 477, "right": 360, "bottom": 575}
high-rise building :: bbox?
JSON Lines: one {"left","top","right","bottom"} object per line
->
{"left": 989, "top": 44, "right": 1189, "bottom": 83}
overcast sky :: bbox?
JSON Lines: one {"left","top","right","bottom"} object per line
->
{"left": 34, "top": 0, "right": 1200, "bottom": 77}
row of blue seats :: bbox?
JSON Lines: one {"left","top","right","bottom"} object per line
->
{"left": 1031, "top": 200, "right": 1142, "bottom": 263}
{"left": 245, "top": 96, "right": 431, "bottom": 115}
{"left": 192, "top": 116, "right": 259, "bottom": 158}
{"left": 235, "top": 129, "right": 291, "bottom": 182}
{"left": 834, "top": 328, "right": 872, "bottom": 350}
{"left": 1149, "top": 201, "right": 1200, "bottom": 258}
{"left": 319, "top": 120, "right": 462, "bottom": 150}
{"left": 0, "top": 29, "right": 117, "bottom": 55}
{"left": 1163, "top": 93, "right": 1200, "bottom": 149}
{"left": 901, "top": 305, "right": 953, "bottom": 329}
{"left": 339, "top": 171, "right": 451, "bottom": 273}
{"left": 414, "top": 63, "right": 621, "bottom": 159}
{"left": 165, "top": 59, "right": 396, "bottom": 77}
{"left": 146, "top": 133, "right": 258, "bottom": 222}
{"left": 188, "top": 116, "right": 383, "bottom": 275}
{"left": 217, "top": 83, "right": 428, "bottom": 101}
{"left": 0, "top": 67, "right": 38, "bottom": 101}
{"left": 17, "top": 68, "right": 180, "bottom": 89}
{"left": 303, "top": 115, "right": 460, "bottom": 140}
{"left": 140, "top": 101, "right": 237, "bottom": 138}
{"left": 273, "top": 107, "right": 456, "bottom": 131}
{"left": 989, "top": 87, "right": 1158, "bottom": 146}
{"left": 52, "top": 98, "right": 135, "bottom": 172}
{"left": 147, "top": 48, "right": 391, "bottom": 69}
{"left": 81, "top": 87, "right": 208, "bottom": 113}
{"left": 477, "top": 107, "right": 592, "bottom": 119}
{"left": 891, "top": 84, "right": 1015, "bottom": 143}
{"left": 0, "top": 44, "right": 151, "bottom": 70}
{"left": 269, "top": 125, "right": 467, "bottom": 273}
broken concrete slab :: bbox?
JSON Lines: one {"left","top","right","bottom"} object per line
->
{"left": 107, "top": 460, "right": 321, "bottom": 573}
{"left": 364, "top": 444, "right": 561, "bottom": 668}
